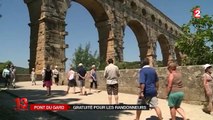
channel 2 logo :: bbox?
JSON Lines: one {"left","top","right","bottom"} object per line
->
{"left": 193, "top": 8, "right": 201, "bottom": 18}
{"left": 14, "top": 98, "right": 28, "bottom": 110}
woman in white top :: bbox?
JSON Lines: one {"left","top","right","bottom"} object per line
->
{"left": 66, "top": 66, "right": 76, "bottom": 94}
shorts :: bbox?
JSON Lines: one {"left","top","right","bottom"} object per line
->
{"left": 168, "top": 92, "right": 184, "bottom": 107}
{"left": 78, "top": 80, "right": 85, "bottom": 87}
{"left": 68, "top": 79, "right": 77, "bottom": 87}
{"left": 137, "top": 96, "right": 158, "bottom": 108}
{"left": 107, "top": 84, "right": 118, "bottom": 95}
{"left": 43, "top": 80, "right": 52, "bottom": 87}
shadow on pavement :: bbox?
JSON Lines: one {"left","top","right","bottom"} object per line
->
{"left": 2, "top": 85, "right": 134, "bottom": 120}
{"left": 146, "top": 115, "right": 159, "bottom": 120}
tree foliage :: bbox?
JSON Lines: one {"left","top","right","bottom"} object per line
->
{"left": 0, "top": 61, "right": 12, "bottom": 73}
{"left": 71, "top": 43, "right": 99, "bottom": 70}
{"left": 176, "top": 6, "right": 213, "bottom": 65}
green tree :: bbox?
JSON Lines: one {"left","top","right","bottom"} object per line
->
{"left": 71, "top": 43, "right": 99, "bottom": 70}
{"left": 0, "top": 61, "right": 12, "bottom": 73}
{"left": 176, "top": 6, "right": 213, "bottom": 65}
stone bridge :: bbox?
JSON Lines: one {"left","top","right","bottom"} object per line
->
{"left": 24, "top": 0, "right": 182, "bottom": 74}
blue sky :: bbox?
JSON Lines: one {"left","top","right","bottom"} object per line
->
{"left": 0, "top": 0, "right": 212, "bottom": 68}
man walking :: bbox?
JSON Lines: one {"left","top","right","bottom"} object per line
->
{"left": 135, "top": 58, "right": 163, "bottom": 120}
{"left": 2, "top": 65, "right": 11, "bottom": 88}
{"left": 104, "top": 58, "right": 120, "bottom": 104}
{"left": 77, "top": 63, "right": 87, "bottom": 95}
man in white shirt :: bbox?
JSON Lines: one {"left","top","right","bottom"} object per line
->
{"left": 104, "top": 58, "right": 120, "bottom": 104}
{"left": 2, "top": 65, "right": 11, "bottom": 88}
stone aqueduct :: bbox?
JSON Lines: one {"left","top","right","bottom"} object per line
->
{"left": 24, "top": 0, "right": 182, "bottom": 74}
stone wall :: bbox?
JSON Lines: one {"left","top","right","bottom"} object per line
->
{"left": 85, "top": 65, "right": 206, "bottom": 104}
{"left": 15, "top": 65, "right": 207, "bottom": 104}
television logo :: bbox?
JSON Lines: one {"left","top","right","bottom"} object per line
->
{"left": 14, "top": 98, "right": 28, "bottom": 110}
{"left": 193, "top": 8, "right": 201, "bottom": 18}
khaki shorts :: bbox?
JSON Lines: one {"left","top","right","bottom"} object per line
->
{"left": 137, "top": 96, "right": 158, "bottom": 108}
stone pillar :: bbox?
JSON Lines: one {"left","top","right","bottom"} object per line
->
{"left": 28, "top": 22, "right": 39, "bottom": 72}
{"left": 24, "top": 0, "right": 42, "bottom": 73}
{"left": 146, "top": 36, "right": 157, "bottom": 67}
{"left": 113, "top": 24, "right": 124, "bottom": 62}
{"left": 95, "top": 20, "right": 112, "bottom": 65}
{"left": 167, "top": 39, "right": 176, "bottom": 65}
{"left": 33, "top": 0, "right": 69, "bottom": 74}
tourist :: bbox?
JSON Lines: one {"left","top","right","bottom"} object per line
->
{"left": 66, "top": 65, "right": 77, "bottom": 94}
{"left": 166, "top": 62, "right": 186, "bottom": 120}
{"left": 53, "top": 65, "right": 59, "bottom": 85}
{"left": 77, "top": 63, "right": 87, "bottom": 95}
{"left": 89, "top": 65, "right": 98, "bottom": 93}
{"left": 202, "top": 64, "right": 213, "bottom": 115}
{"left": 2, "top": 64, "right": 11, "bottom": 88}
{"left": 135, "top": 58, "right": 163, "bottom": 120}
{"left": 104, "top": 58, "right": 120, "bottom": 104}
{"left": 31, "top": 68, "right": 36, "bottom": 85}
{"left": 43, "top": 64, "right": 53, "bottom": 96}
{"left": 10, "top": 65, "right": 16, "bottom": 88}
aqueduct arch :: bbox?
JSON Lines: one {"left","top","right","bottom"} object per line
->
{"left": 24, "top": 0, "right": 182, "bottom": 74}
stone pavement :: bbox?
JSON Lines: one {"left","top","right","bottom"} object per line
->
{"left": 1, "top": 81, "right": 213, "bottom": 120}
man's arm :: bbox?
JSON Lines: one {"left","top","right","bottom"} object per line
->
{"left": 166, "top": 74, "right": 173, "bottom": 96}
{"left": 138, "top": 70, "right": 145, "bottom": 97}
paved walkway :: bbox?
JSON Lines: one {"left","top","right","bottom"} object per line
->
{"left": 1, "top": 81, "right": 213, "bottom": 120}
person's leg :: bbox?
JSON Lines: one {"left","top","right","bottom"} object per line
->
{"left": 4, "top": 78, "right": 8, "bottom": 87}
{"left": 107, "top": 84, "right": 112, "bottom": 104}
{"left": 94, "top": 81, "right": 98, "bottom": 92}
{"left": 89, "top": 81, "right": 93, "bottom": 93}
{"left": 49, "top": 86, "right": 51, "bottom": 95}
{"left": 108, "top": 95, "right": 112, "bottom": 104}
{"left": 66, "top": 86, "right": 70, "bottom": 94}
{"left": 154, "top": 106, "right": 163, "bottom": 120}
{"left": 150, "top": 97, "right": 163, "bottom": 120}
{"left": 12, "top": 78, "right": 15, "bottom": 88}
{"left": 176, "top": 107, "right": 186, "bottom": 120}
{"left": 175, "top": 92, "right": 186, "bottom": 119}
{"left": 135, "top": 110, "right": 142, "bottom": 120}
{"left": 170, "top": 107, "right": 176, "bottom": 120}
{"left": 82, "top": 80, "right": 86, "bottom": 95}
{"left": 113, "top": 84, "right": 119, "bottom": 104}
{"left": 79, "top": 80, "right": 83, "bottom": 94}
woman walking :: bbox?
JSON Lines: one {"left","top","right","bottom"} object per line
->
{"left": 202, "top": 64, "right": 213, "bottom": 115}
{"left": 166, "top": 62, "right": 187, "bottom": 120}
{"left": 43, "top": 65, "right": 53, "bottom": 96}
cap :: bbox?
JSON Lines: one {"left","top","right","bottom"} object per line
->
{"left": 78, "top": 63, "right": 83, "bottom": 66}
{"left": 203, "top": 64, "right": 212, "bottom": 70}
{"left": 55, "top": 66, "right": 58, "bottom": 68}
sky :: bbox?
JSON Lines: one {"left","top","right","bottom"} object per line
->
{"left": 0, "top": 0, "right": 213, "bottom": 68}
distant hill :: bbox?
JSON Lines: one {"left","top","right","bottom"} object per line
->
{"left": 0, "top": 62, "right": 29, "bottom": 74}
{"left": 15, "top": 67, "right": 29, "bottom": 74}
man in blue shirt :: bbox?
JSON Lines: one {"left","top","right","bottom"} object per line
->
{"left": 77, "top": 63, "right": 87, "bottom": 95}
{"left": 135, "top": 58, "right": 163, "bottom": 120}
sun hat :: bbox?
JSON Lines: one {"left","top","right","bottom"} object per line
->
{"left": 203, "top": 64, "right": 212, "bottom": 70}
{"left": 78, "top": 63, "right": 83, "bottom": 66}
{"left": 91, "top": 65, "right": 95, "bottom": 68}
